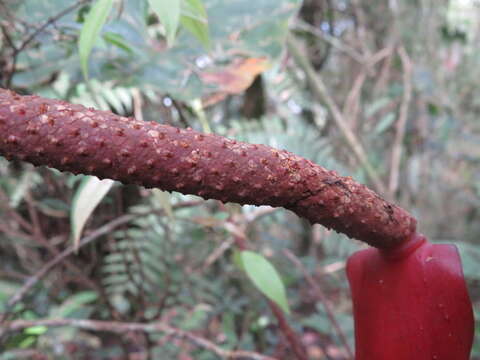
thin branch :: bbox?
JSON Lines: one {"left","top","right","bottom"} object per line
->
{"left": 350, "top": 0, "right": 372, "bottom": 58}
{"left": 373, "top": 46, "right": 395, "bottom": 95}
{"left": 343, "top": 47, "right": 392, "bottom": 136}
{"left": 283, "top": 249, "right": 354, "bottom": 360}
{"left": 201, "top": 236, "right": 235, "bottom": 271}
{"left": 269, "top": 301, "right": 308, "bottom": 360}
{"left": 286, "top": 34, "right": 387, "bottom": 195}
{"left": 343, "top": 71, "right": 367, "bottom": 128}
{"left": 0, "top": 318, "right": 278, "bottom": 360}
{"left": 2, "top": 0, "right": 90, "bottom": 87}
{"left": 0, "top": 222, "right": 32, "bottom": 242}
{"left": 200, "top": 207, "right": 278, "bottom": 271}
{"left": 0, "top": 188, "right": 34, "bottom": 233}
{"left": 15, "top": 0, "right": 90, "bottom": 55}
{"left": 0, "top": 24, "right": 18, "bottom": 52}
{"left": 388, "top": 46, "right": 413, "bottom": 196}
{"left": 0, "top": 4, "right": 28, "bottom": 33}
{"left": 132, "top": 88, "right": 144, "bottom": 122}
{"left": 366, "top": 47, "right": 393, "bottom": 68}
{"left": 294, "top": 21, "right": 365, "bottom": 64}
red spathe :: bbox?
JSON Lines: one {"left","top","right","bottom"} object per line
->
{"left": 347, "top": 234, "right": 474, "bottom": 360}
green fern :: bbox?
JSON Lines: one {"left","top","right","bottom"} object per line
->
{"left": 71, "top": 80, "right": 135, "bottom": 113}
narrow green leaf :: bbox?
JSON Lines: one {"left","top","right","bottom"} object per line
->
{"left": 18, "top": 336, "right": 36, "bottom": 348}
{"left": 240, "top": 251, "right": 290, "bottom": 314}
{"left": 103, "top": 32, "right": 134, "bottom": 54}
{"left": 100, "top": 86, "right": 125, "bottom": 114}
{"left": 78, "top": 0, "right": 114, "bottom": 80}
{"left": 232, "top": 249, "right": 244, "bottom": 271}
{"left": 24, "top": 326, "right": 47, "bottom": 336}
{"left": 374, "top": 112, "right": 396, "bottom": 135}
{"left": 71, "top": 176, "right": 113, "bottom": 250}
{"left": 148, "top": 0, "right": 181, "bottom": 46}
{"left": 191, "top": 98, "right": 211, "bottom": 133}
{"left": 181, "top": 0, "right": 206, "bottom": 20}
{"left": 364, "top": 97, "right": 390, "bottom": 118}
{"left": 152, "top": 189, "right": 174, "bottom": 219}
{"left": 180, "top": 0, "right": 210, "bottom": 48}
{"left": 9, "top": 170, "right": 34, "bottom": 208}
{"left": 50, "top": 291, "right": 98, "bottom": 318}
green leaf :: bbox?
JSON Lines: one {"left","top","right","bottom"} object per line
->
{"left": 24, "top": 326, "right": 47, "bottom": 336}
{"left": 71, "top": 176, "right": 114, "bottom": 250}
{"left": 373, "top": 112, "right": 395, "bottom": 135}
{"left": 103, "top": 32, "right": 134, "bottom": 54}
{"left": 232, "top": 249, "right": 245, "bottom": 271}
{"left": 180, "top": 0, "right": 210, "bottom": 48}
{"left": 180, "top": 306, "right": 209, "bottom": 330}
{"left": 18, "top": 336, "right": 36, "bottom": 348}
{"left": 364, "top": 97, "right": 390, "bottom": 117}
{"left": 152, "top": 189, "right": 174, "bottom": 219}
{"left": 78, "top": 0, "right": 114, "bottom": 80}
{"left": 240, "top": 251, "right": 290, "bottom": 314}
{"left": 50, "top": 291, "right": 98, "bottom": 318}
{"left": 148, "top": 0, "right": 181, "bottom": 46}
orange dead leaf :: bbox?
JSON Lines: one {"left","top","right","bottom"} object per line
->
{"left": 200, "top": 57, "right": 270, "bottom": 106}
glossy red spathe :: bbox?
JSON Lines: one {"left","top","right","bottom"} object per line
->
{"left": 347, "top": 233, "right": 474, "bottom": 360}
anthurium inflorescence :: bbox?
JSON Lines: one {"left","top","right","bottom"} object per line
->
{"left": 0, "top": 88, "right": 474, "bottom": 359}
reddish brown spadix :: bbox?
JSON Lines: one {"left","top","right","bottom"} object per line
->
{"left": 0, "top": 88, "right": 415, "bottom": 249}
{"left": 347, "top": 233, "right": 474, "bottom": 360}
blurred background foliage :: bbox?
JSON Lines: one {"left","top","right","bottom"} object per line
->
{"left": 0, "top": 0, "right": 479, "bottom": 359}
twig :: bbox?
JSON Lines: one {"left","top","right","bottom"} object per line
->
{"left": 201, "top": 237, "right": 235, "bottom": 271}
{"left": 269, "top": 301, "right": 308, "bottom": 360}
{"left": 366, "top": 47, "right": 393, "bottom": 68}
{"left": 294, "top": 21, "right": 365, "bottom": 64}
{"left": 0, "top": 4, "right": 28, "bottom": 32}
{"left": 388, "top": 46, "right": 413, "bottom": 196}
{"left": 350, "top": 0, "right": 372, "bottom": 58}
{"left": 2, "top": 0, "right": 90, "bottom": 87}
{"left": 373, "top": 46, "right": 395, "bottom": 95}
{"left": 319, "top": 261, "right": 345, "bottom": 275}
{"left": 24, "top": 191, "right": 48, "bottom": 245}
{"left": 0, "top": 24, "right": 18, "bottom": 52}
{"left": 200, "top": 207, "right": 277, "bottom": 270}
{"left": 0, "top": 318, "right": 278, "bottom": 360}
{"left": 283, "top": 249, "right": 354, "bottom": 359}
{"left": 343, "top": 71, "right": 367, "bottom": 129}
{"left": 132, "top": 88, "right": 144, "bottom": 121}
{"left": 0, "top": 188, "right": 34, "bottom": 233}
{"left": 343, "top": 46, "right": 392, "bottom": 127}
{"left": 0, "top": 222, "right": 31, "bottom": 243}
{"left": 15, "top": 0, "right": 90, "bottom": 55}
{"left": 286, "top": 34, "right": 387, "bottom": 194}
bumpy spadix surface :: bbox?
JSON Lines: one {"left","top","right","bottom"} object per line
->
{"left": 0, "top": 89, "right": 416, "bottom": 248}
